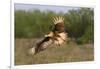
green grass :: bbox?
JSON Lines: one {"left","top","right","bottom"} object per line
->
{"left": 15, "top": 38, "right": 94, "bottom": 65}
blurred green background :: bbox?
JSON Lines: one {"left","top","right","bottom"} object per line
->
{"left": 15, "top": 8, "right": 94, "bottom": 44}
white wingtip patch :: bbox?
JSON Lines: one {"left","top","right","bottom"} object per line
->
{"left": 28, "top": 47, "right": 35, "bottom": 55}
{"left": 53, "top": 16, "right": 64, "bottom": 25}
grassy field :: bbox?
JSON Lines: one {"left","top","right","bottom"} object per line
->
{"left": 15, "top": 38, "right": 94, "bottom": 65}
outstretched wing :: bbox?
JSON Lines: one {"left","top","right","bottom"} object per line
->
{"left": 53, "top": 16, "right": 65, "bottom": 33}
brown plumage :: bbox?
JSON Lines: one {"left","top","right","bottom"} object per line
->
{"left": 29, "top": 16, "right": 68, "bottom": 55}
{"left": 54, "top": 22, "right": 65, "bottom": 33}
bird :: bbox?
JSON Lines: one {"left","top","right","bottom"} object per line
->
{"left": 29, "top": 16, "right": 68, "bottom": 55}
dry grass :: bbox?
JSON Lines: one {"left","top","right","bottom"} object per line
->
{"left": 15, "top": 38, "right": 94, "bottom": 65}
